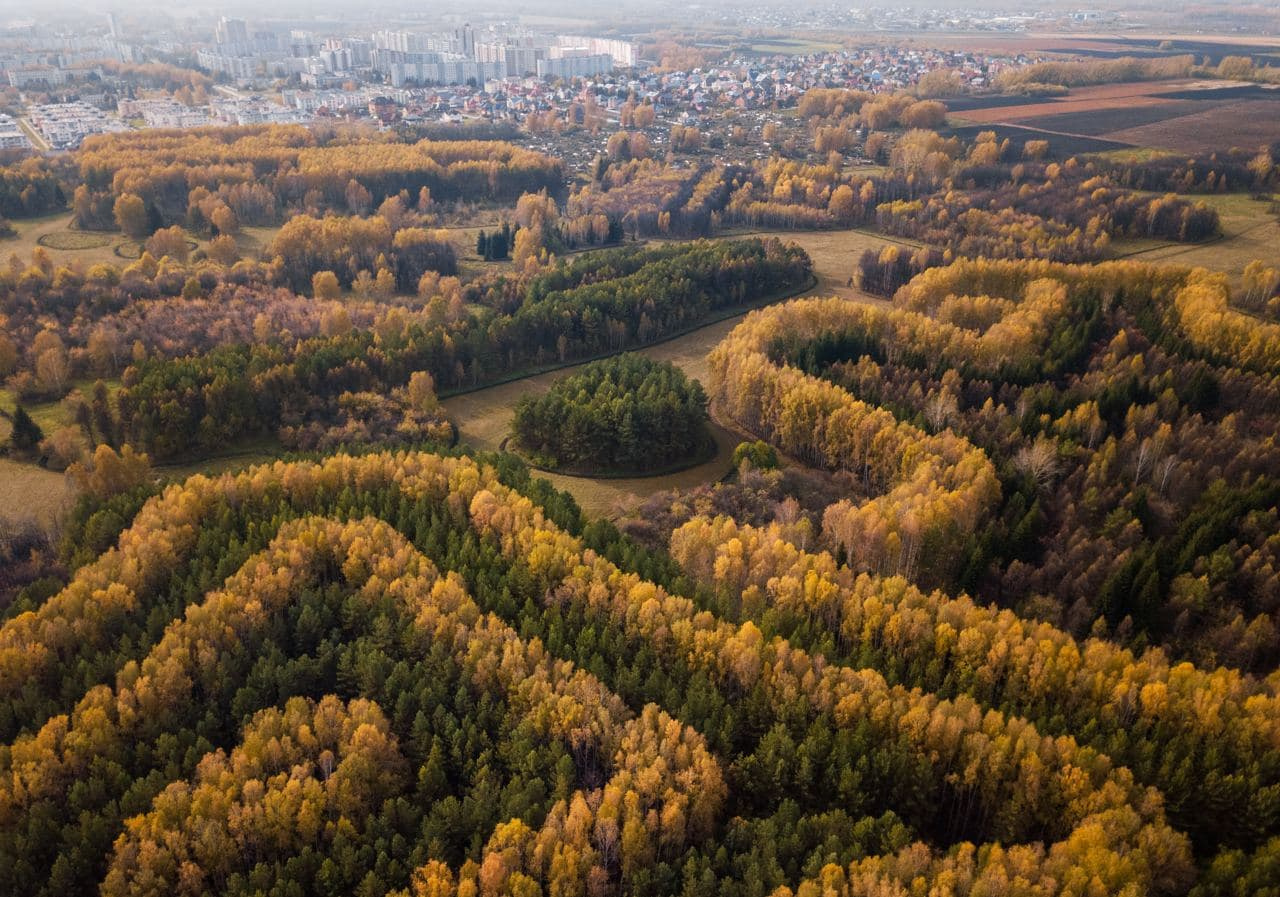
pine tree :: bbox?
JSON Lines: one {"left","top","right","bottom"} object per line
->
{"left": 10, "top": 405, "right": 43, "bottom": 453}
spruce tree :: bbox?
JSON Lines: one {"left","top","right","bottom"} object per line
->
{"left": 10, "top": 405, "right": 43, "bottom": 453}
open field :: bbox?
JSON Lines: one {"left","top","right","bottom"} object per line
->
{"left": 0, "top": 458, "right": 72, "bottom": 526}
{"left": 744, "top": 37, "right": 844, "bottom": 55}
{"left": 949, "top": 80, "right": 1280, "bottom": 155}
{"left": 1011, "top": 95, "right": 1280, "bottom": 154}
{"left": 950, "top": 80, "right": 1204, "bottom": 125}
{"left": 1037, "top": 37, "right": 1280, "bottom": 66}
{"left": 915, "top": 31, "right": 1280, "bottom": 58}
{"left": 1107, "top": 99, "right": 1280, "bottom": 153}
{"left": 1019, "top": 101, "right": 1204, "bottom": 137}
{"left": 4, "top": 212, "right": 125, "bottom": 268}
{"left": 1109, "top": 192, "right": 1280, "bottom": 280}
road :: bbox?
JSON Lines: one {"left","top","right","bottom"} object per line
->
{"left": 17, "top": 117, "right": 49, "bottom": 151}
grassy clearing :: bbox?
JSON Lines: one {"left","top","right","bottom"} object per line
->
{"left": 0, "top": 378, "right": 123, "bottom": 452}
{"left": 0, "top": 389, "right": 68, "bottom": 439}
{"left": 1088, "top": 146, "right": 1179, "bottom": 164}
{"left": 236, "top": 224, "right": 281, "bottom": 258}
{"left": 746, "top": 37, "right": 843, "bottom": 54}
{"left": 0, "top": 458, "right": 72, "bottom": 526}
{"left": 1108, "top": 192, "right": 1280, "bottom": 281}
{"left": 36, "top": 231, "right": 114, "bottom": 251}
{"left": 3, "top": 212, "right": 123, "bottom": 268}
{"left": 748, "top": 228, "right": 913, "bottom": 308}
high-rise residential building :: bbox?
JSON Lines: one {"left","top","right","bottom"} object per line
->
{"left": 215, "top": 17, "right": 249, "bottom": 47}
{"left": 461, "top": 24, "right": 476, "bottom": 58}
{"left": 537, "top": 54, "right": 615, "bottom": 79}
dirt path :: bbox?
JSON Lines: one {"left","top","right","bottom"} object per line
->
{"left": 442, "top": 240, "right": 886, "bottom": 517}
{"left": 442, "top": 311, "right": 761, "bottom": 517}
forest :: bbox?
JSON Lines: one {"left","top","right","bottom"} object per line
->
{"left": 99, "top": 237, "right": 807, "bottom": 459}
{"left": 71, "top": 125, "right": 564, "bottom": 231}
{"left": 1, "top": 77, "right": 1280, "bottom": 897}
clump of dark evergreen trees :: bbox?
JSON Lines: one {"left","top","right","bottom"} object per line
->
{"left": 512, "top": 354, "right": 710, "bottom": 473}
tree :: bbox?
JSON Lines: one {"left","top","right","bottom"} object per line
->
{"left": 512, "top": 228, "right": 543, "bottom": 264}
{"left": 210, "top": 204, "right": 239, "bottom": 236}
{"left": 87, "top": 326, "right": 122, "bottom": 376}
{"left": 312, "top": 270, "right": 341, "bottom": 300}
{"left": 1023, "top": 139, "right": 1050, "bottom": 161}
{"left": 40, "top": 426, "right": 84, "bottom": 470}
{"left": 206, "top": 234, "right": 240, "bottom": 265}
{"left": 35, "top": 346, "right": 70, "bottom": 395}
{"left": 0, "top": 332, "right": 17, "bottom": 377}
{"left": 9, "top": 405, "right": 43, "bottom": 453}
{"left": 113, "top": 192, "right": 148, "bottom": 238}
{"left": 731, "top": 440, "right": 779, "bottom": 470}
{"left": 406, "top": 371, "right": 439, "bottom": 414}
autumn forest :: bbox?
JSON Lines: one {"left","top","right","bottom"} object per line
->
{"left": 1, "top": 50, "right": 1280, "bottom": 897}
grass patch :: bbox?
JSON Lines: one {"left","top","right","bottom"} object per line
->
{"left": 0, "top": 458, "right": 73, "bottom": 526}
{"left": 154, "top": 439, "right": 282, "bottom": 481}
{"left": 1087, "top": 146, "right": 1179, "bottom": 164}
{"left": 1107, "top": 192, "right": 1280, "bottom": 281}
{"left": 2, "top": 211, "right": 123, "bottom": 267}
{"left": 0, "top": 379, "right": 123, "bottom": 446}
{"left": 37, "top": 231, "right": 114, "bottom": 251}
{"left": 0, "top": 388, "right": 68, "bottom": 439}
{"left": 746, "top": 38, "right": 843, "bottom": 54}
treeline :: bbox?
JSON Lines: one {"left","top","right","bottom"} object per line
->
{"left": 1100, "top": 144, "right": 1280, "bottom": 194}
{"left": 512, "top": 354, "right": 709, "bottom": 472}
{"left": 0, "top": 154, "right": 71, "bottom": 218}
{"left": 995, "top": 53, "right": 1280, "bottom": 92}
{"left": 94, "top": 239, "right": 808, "bottom": 458}
{"left": 71, "top": 125, "right": 562, "bottom": 233}
{"left": 995, "top": 55, "right": 1197, "bottom": 90}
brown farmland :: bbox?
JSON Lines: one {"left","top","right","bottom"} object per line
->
{"left": 1106, "top": 99, "right": 1280, "bottom": 153}
{"left": 951, "top": 81, "right": 1201, "bottom": 125}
